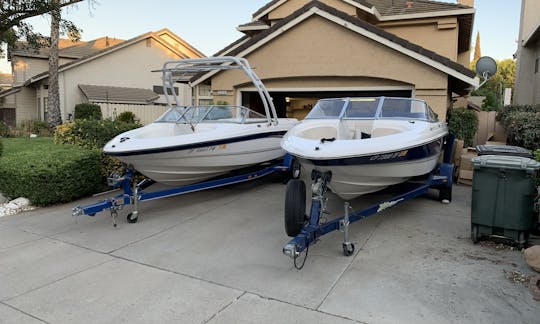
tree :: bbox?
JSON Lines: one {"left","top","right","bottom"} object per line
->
{"left": 471, "top": 58, "right": 516, "bottom": 111}
{"left": 0, "top": 0, "right": 84, "bottom": 55}
{"left": 48, "top": 0, "right": 62, "bottom": 127}
{"left": 473, "top": 32, "right": 481, "bottom": 62}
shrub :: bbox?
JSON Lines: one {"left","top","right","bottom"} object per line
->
{"left": 535, "top": 149, "right": 540, "bottom": 162}
{"left": 74, "top": 103, "right": 102, "bottom": 120}
{"left": 448, "top": 108, "right": 478, "bottom": 147}
{"left": 0, "top": 121, "right": 9, "bottom": 137}
{"left": 0, "top": 139, "right": 101, "bottom": 206}
{"left": 497, "top": 104, "right": 540, "bottom": 151}
{"left": 17, "top": 120, "right": 51, "bottom": 136}
{"left": 54, "top": 119, "right": 142, "bottom": 183}
{"left": 54, "top": 119, "right": 141, "bottom": 149}
{"left": 116, "top": 111, "right": 138, "bottom": 124}
{"left": 0, "top": 138, "right": 3, "bottom": 157}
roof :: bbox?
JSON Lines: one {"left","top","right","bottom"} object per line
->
{"left": 78, "top": 84, "right": 159, "bottom": 104}
{"left": 197, "top": 1, "right": 477, "bottom": 88}
{"left": 368, "top": 0, "right": 470, "bottom": 16}
{"left": 0, "top": 86, "right": 22, "bottom": 99}
{"left": 23, "top": 29, "right": 205, "bottom": 86}
{"left": 247, "top": 0, "right": 474, "bottom": 51}
{"left": 10, "top": 37, "right": 125, "bottom": 60}
{"left": 0, "top": 73, "right": 13, "bottom": 85}
{"left": 252, "top": 0, "right": 472, "bottom": 20}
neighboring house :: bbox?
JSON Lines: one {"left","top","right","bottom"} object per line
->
{"left": 514, "top": 0, "right": 540, "bottom": 105}
{"left": 192, "top": 0, "right": 478, "bottom": 120}
{"left": 0, "top": 29, "right": 204, "bottom": 126}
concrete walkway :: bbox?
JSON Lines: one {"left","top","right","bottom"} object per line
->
{"left": 0, "top": 178, "right": 538, "bottom": 324}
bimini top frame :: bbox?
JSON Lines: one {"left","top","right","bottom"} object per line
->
{"left": 158, "top": 57, "right": 279, "bottom": 126}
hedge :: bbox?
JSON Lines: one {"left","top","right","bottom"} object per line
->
{"left": 497, "top": 104, "right": 540, "bottom": 151}
{"left": 74, "top": 103, "right": 102, "bottom": 120}
{"left": 54, "top": 119, "right": 142, "bottom": 182}
{"left": 448, "top": 108, "right": 478, "bottom": 147}
{"left": 0, "top": 139, "right": 101, "bottom": 206}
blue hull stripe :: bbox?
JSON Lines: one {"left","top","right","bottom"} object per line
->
{"left": 308, "top": 139, "right": 443, "bottom": 166}
{"left": 106, "top": 131, "right": 287, "bottom": 157}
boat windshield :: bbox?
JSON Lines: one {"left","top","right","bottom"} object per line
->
{"left": 155, "top": 105, "right": 268, "bottom": 124}
{"left": 305, "top": 97, "right": 436, "bottom": 121}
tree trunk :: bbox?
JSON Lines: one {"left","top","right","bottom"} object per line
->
{"left": 47, "top": 2, "right": 62, "bottom": 128}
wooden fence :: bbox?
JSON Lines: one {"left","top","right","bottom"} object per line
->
{"left": 98, "top": 103, "right": 168, "bottom": 125}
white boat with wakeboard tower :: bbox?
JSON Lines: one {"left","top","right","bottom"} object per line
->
{"left": 103, "top": 57, "right": 298, "bottom": 186}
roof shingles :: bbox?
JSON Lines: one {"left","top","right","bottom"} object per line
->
{"left": 78, "top": 84, "right": 159, "bottom": 104}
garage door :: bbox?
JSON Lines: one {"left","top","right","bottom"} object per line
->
{"left": 242, "top": 89, "right": 412, "bottom": 119}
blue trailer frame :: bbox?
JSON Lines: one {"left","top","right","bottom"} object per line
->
{"left": 283, "top": 137, "right": 455, "bottom": 269}
{"left": 72, "top": 155, "right": 296, "bottom": 227}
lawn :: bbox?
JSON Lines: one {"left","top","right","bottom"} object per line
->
{"left": 2, "top": 137, "right": 58, "bottom": 156}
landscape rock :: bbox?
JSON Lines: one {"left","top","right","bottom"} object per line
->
{"left": 0, "top": 193, "right": 8, "bottom": 204}
{"left": 0, "top": 197, "right": 35, "bottom": 218}
{"left": 524, "top": 245, "right": 540, "bottom": 272}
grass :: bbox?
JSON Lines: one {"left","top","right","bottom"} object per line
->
{"left": 2, "top": 137, "right": 58, "bottom": 156}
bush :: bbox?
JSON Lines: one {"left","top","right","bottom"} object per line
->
{"left": 116, "top": 111, "right": 138, "bottom": 124}
{"left": 54, "top": 119, "right": 142, "bottom": 183}
{"left": 448, "top": 108, "right": 478, "bottom": 147}
{"left": 0, "top": 138, "right": 102, "bottom": 206}
{"left": 54, "top": 119, "right": 141, "bottom": 149}
{"left": 0, "top": 121, "right": 9, "bottom": 137}
{"left": 497, "top": 104, "right": 540, "bottom": 151}
{"left": 0, "top": 138, "right": 3, "bottom": 157}
{"left": 535, "top": 150, "right": 540, "bottom": 162}
{"left": 74, "top": 103, "right": 102, "bottom": 120}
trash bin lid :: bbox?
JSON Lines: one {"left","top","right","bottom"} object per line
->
{"left": 476, "top": 145, "right": 533, "bottom": 158}
{"left": 472, "top": 155, "right": 540, "bottom": 170}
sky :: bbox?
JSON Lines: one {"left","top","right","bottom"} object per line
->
{"left": 0, "top": 0, "right": 522, "bottom": 73}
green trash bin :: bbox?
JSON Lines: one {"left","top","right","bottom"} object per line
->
{"left": 471, "top": 155, "right": 540, "bottom": 246}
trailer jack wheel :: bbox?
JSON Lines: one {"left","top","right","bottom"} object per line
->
{"left": 127, "top": 212, "right": 138, "bottom": 223}
{"left": 343, "top": 242, "right": 355, "bottom": 256}
{"left": 285, "top": 179, "right": 306, "bottom": 237}
{"left": 471, "top": 224, "right": 480, "bottom": 243}
{"left": 439, "top": 185, "right": 452, "bottom": 202}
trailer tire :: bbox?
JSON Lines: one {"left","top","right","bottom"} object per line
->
{"left": 285, "top": 179, "right": 306, "bottom": 237}
{"left": 127, "top": 212, "right": 138, "bottom": 223}
{"left": 439, "top": 185, "right": 452, "bottom": 202}
{"left": 471, "top": 224, "right": 480, "bottom": 243}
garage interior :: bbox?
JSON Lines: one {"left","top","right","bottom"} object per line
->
{"left": 242, "top": 90, "right": 412, "bottom": 119}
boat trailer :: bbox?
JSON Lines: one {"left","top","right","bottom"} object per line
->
{"left": 72, "top": 155, "right": 298, "bottom": 227}
{"left": 283, "top": 139, "right": 455, "bottom": 269}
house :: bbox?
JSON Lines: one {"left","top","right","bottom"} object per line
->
{"left": 191, "top": 0, "right": 478, "bottom": 120}
{"left": 514, "top": 0, "right": 540, "bottom": 105}
{"left": 0, "top": 29, "right": 204, "bottom": 126}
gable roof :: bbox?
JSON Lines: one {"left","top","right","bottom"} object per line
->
{"left": 79, "top": 84, "right": 159, "bottom": 104}
{"left": 194, "top": 0, "right": 477, "bottom": 88}
{"left": 23, "top": 29, "right": 205, "bottom": 86}
{"left": 252, "top": 0, "right": 473, "bottom": 21}
{"left": 10, "top": 37, "right": 125, "bottom": 60}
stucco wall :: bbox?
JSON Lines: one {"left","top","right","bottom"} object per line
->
{"left": 211, "top": 15, "right": 449, "bottom": 118}
{"left": 379, "top": 17, "right": 459, "bottom": 61}
{"left": 14, "top": 87, "right": 37, "bottom": 123}
{"left": 60, "top": 38, "right": 186, "bottom": 120}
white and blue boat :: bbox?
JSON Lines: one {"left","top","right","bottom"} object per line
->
{"left": 103, "top": 57, "right": 297, "bottom": 186}
{"left": 281, "top": 97, "right": 448, "bottom": 200}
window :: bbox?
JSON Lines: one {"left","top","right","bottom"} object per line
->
{"left": 153, "top": 85, "right": 178, "bottom": 95}
{"left": 535, "top": 58, "right": 539, "bottom": 74}
{"left": 198, "top": 84, "right": 212, "bottom": 97}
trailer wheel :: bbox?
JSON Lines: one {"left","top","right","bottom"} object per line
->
{"left": 439, "top": 185, "right": 452, "bottom": 202}
{"left": 126, "top": 212, "right": 138, "bottom": 223}
{"left": 343, "top": 242, "right": 355, "bottom": 256}
{"left": 471, "top": 224, "right": 480, "bottom": 243}
{"left": 285, "top": 179, "right": 306, "bottom": 237}
{"left": 290, "top": 158, "right": 301, "bottom": 179}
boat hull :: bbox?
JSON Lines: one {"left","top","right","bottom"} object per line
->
{"left": 299, "top": 140, "right": 442, "bottom": 200}
{"left": 111, "top": 136, "right": 286, "bottom": 186}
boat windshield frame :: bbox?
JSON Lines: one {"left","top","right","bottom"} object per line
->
{"left": 155, "top": 105, "right": 269, "bottom": 125}
{"left": 304, "top": 97, "right": 439, "bottom": 122}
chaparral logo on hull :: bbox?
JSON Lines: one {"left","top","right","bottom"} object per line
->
{"left": 189, "top": 144, "right": 227, "bottom": 153}
{"left": 370, "top": 150, "right": 408, "bottom": 161}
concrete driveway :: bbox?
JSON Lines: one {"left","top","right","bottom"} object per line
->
{"left": 0, "top": 177, "right": 538, "bottom": 324}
